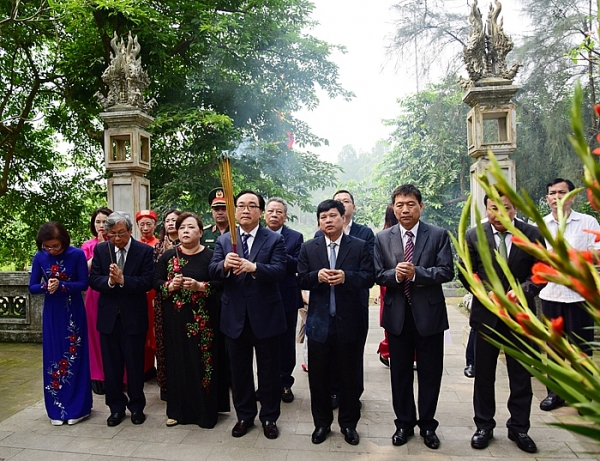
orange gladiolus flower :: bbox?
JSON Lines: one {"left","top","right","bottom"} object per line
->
{"left": 551, "top": 316, "right": 564, "bottom": 337}
{"left": 507, "top": 291, "right": 518, "bottom": 304}
{"left": 473, "top": 273, "right": 481, "bottom": 283}
{"left": 584, "top": 228, "right": 600, "bottom": 243}
{"left": 570, "top": 277, "right": 596, "bottom": 303}
{"left": 595, "top": 105, "right": 600, "bottom": 118}
{"left": 531, "top": 262, "right": 559, "bottom": 284}
{"left": 568, "top": 249, "right": 594, "bottom": 264}
{"left": 587, "top": 185, "right": 600, "bottom": 213}
{"left": 516, "top": 312, "right": 532, "bottom": 335}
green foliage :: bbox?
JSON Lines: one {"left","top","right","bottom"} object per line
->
{"left": 0, "top": 0, "right": 350, "bottom": 269}
{"left": 374, "top": 76, "right": 469, "bottom": 232}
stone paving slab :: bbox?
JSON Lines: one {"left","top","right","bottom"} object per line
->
{"left": 0, "top": 299, "right": 598, "bottom": 460}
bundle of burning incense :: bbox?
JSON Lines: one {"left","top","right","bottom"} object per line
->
{"left": 218, "top": 152, "right": 237, "bottom": 252}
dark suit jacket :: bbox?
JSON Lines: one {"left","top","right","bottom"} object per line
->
{"left": 89, "top": 238, "right": 155, "bottom": 336}
{"left": 279, "top": 226, "right": 304, "bottom": 312}
{"left": 209, "top": 225, "right": 287, "bottom": 340}
{"left": 375, "top": 221, "right": 454, "bottom": 337}
{"left": 297, "top": 234, "right": 375, "bottom": 344}
{"left": 459, "top": 220, "right": 546, "bottom": 330}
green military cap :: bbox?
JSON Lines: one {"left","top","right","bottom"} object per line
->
{"left": 208, "top": 188, "right": 226, "bottom": 207}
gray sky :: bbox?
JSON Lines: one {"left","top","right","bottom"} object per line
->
{"left": 296, "top": 0, "right": 528, "bottom": 163}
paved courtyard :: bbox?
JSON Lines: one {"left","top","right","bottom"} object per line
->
{"left": 0, "top": 298, "right": 598, "bottom": 460}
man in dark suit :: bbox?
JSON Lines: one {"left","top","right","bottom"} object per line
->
{"left": 316, "top": 190, "right": 374, "bottom": 407}
{"left": 89, "top": 212, "right": 154, "bottom": 427}
{"left": 374, "top": 184, "right": 454, "bottom": 450}
{"left": 265, "top": 197, "right": 303, "bottom": 404}
{"left": 459, "top": 192, "right": 545, "bottom": 454}
{"left": 209, "top": 190, "right": 287, "bottom": 440}
{"left": 298, "top": 199, "right": 374, "bottom": 446}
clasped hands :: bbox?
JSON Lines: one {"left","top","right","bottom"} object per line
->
{"left": 318, "top": 268, "right": 345, "bottom": 286}
{"left": 224, "top": 252, "right": 257, "bottom": 276}
{"left": 109, "top": 263, "right": 124, "bottom": 286}
{"left": 168, "top": 274, "right": 206, "bottom": 293}
{"left": 395, "top": 262, "right": 415, "bottom": 281}
{"left": 47, "top": 278, "right": 59, "bottom": 294}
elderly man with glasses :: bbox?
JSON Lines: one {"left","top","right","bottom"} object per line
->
{"left": 89, "top": 211, "right": 155, "bottom": 427}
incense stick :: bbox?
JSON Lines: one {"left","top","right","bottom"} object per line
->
{"left": 219, "top": 152, "right": 237, "bottom": 252}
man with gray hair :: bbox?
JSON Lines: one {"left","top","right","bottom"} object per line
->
{"left": 89, "top": 212, "right": 155, "bottom": 427}
{"left": 265, "top": 197, "right": 304, "bottom": 403}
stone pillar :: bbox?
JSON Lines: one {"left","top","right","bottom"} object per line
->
{"left": 95, "top": 32, "right": 157, "bottom": 238}
{"left": 459, "top": 0, "right": 522, "bottom": 226}
{"left": 463, "top": 82, "right": 519, "bottom": 225}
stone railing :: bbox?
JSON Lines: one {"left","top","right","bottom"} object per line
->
{"left": 0, "top": 272, "right": 42, "bottom": 343}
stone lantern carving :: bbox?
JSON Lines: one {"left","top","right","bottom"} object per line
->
{"left": 460, "top": 0, "right": 521, "bottom": 226}
{"left": 95, "top": 32, "right": 157, "bottom": 235}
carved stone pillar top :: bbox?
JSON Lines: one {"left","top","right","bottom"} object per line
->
{"left": 95, "top": 31, "right": 157, "bottom": 114}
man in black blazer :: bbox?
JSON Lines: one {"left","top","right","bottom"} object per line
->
{"left": 265, "top": 197, "right": 304, "bottom": 404}
{"left": 298, "top": 199, "right": 375, "bottom": 446}
{"left": 316, "top": 190, "right": 375, "bottom": 406}
{"left": 374, "top": 184, "right": 454, "bottom": 450}
{"left": 459, "top": 193, "right": 545, "bottom": 454}
{"left": 89, "top": 212, "right": 154, "bottom": 427}
{"left": 209, "top": 190, "right": 287, "bottom": 440}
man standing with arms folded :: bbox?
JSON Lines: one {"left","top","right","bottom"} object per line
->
{"left": 298, "top": 199, "right": 374, "bottom": 445}
{"left": 209, "top": 190, "right": 287, "bottom": 440}
{"left": 459, "top": 192, "right": 545, "bottom": 453}
{"left": 374, "top": 184, "right": 453, "bottom": 450}
{"left": 89, "top": 212, "right": 155, "bottom": 427}
{"left": 265, "top": 197, "right": 304, "bottom": 404}
{"left": 539, "top": 178, "right": 600, "bottom": 411}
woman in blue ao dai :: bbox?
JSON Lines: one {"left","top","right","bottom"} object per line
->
{"left": 29, "top": 222, "right": 92, "bottom": 426}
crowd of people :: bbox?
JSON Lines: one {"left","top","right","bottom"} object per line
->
{"left": 28, "top": 179, "right": 598, "bottom": 454}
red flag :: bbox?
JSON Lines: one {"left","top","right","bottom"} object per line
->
{"left": 286, "top": 131, "right": 294, "bottom": 148}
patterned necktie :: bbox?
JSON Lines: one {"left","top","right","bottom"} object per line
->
{"left": 498, "top": 232, "right": 508, "bottom": 259}
{"left": 329, "top": 242, "right": 337, "bottom": 316}
{"left": 404, "top": 231, "right": 414, "bottom": 299}
{"left": 117, "top": 248, "right": 126, "bottom": 271}
{"left": 241, "top": 233, "right": 250, "bottom": 259}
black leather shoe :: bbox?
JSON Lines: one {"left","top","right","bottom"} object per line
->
{"left": 540, "top": 393, "right": 565, "bottom": 411}
{"left": 464, "top": 364, "right": 475, "bottom": 378}
{"left": 471, "top": 428, "right": 493, "bottom": 449}
{"left": 311, "top": 426, "right": 330, "bottom": 444}
{"left": 131, "top": 412, "right": 145, "bottom": 425}
{"left": 392, "top": 427, "right": 414, "bottom": 446}
{"left": 106, "top": 412, "right": 125, "bottom": 427}
{"left": 379, "top": 353, "right": 390, "bottom": 367}
{"left": 331, "top": 394, "right": 339, "bottom": 410}
{"left": 341, "top": 427, "right": 359, "bottom": 445}
{"left": 282, "top": 387, "right": 294, "bottom": 403}
{"left": 508, "top": 429, "right": 537, "bottom": 453}
{"left": 421, "top": 430, "right": 440, "bottom": 449}
{"left": 262, "top": 421, "right": 279, "bottom": 439}
{"left": 232, "top": 420, "right": 254, "bottom": 437}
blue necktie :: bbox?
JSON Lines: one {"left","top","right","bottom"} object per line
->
{"left": 329, "top": 242, "right": 337, "bottom": 316}
{"left": 241, "top": 233, "right": 250, "bottom": 259}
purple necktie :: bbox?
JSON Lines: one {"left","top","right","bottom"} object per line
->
{"left": 404, "top": 231, "right": 414, "bottom": 299}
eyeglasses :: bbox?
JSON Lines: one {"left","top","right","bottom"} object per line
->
{"left": 236, "top": 204, "right": 260, "bottom": 211}
{"left": 42, "top": 244, "right": 62, "bottom": 252}
{"left": 107, "top": 232, "right": 129, "bottom": 239}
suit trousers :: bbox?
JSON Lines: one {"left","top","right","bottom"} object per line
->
{"left": 388, "top": 301, "right": 443, "bottom": 432}
{"left": 542, "top": 300, "right": 593, "bottom": 355}
{"left": 308, "top": 324, "right": 361, "bottom": 429}
{"left": 226, "top": 318, "right": 281, "bottom": 423}
{"left": 473, "top": 321, "right": 532, "bottom": 433}
{"left": 280, "top": 309, "right": 298, "bottom": 389}
{"left": 100, "top": 315, "right": 146, "bottom": 414}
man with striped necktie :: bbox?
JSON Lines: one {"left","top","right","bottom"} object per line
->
{"left": 374, "top": 184, "right": 454, "bottom": 450}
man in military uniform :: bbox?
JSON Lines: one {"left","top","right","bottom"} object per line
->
{"left": 202, "top": 187, "right": 230, "bottom": 250}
